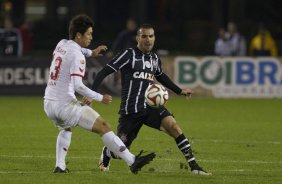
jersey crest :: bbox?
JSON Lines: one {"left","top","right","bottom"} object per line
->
{"left": 79, "top": 60, "right": 86, "bottom": 73}
{"left": 152, "top": 58, "right": 158, "bottom": 69}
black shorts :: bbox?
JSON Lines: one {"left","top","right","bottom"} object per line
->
{"left": 117, "top": 106, "right": 173, "bottom": 148}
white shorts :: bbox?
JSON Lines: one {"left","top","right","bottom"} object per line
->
{"left": 44, "top": 99, "right": 100, "bottom": 131}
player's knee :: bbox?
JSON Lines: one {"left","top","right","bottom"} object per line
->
{"left": 167, "top": 120, "right": 178, "bottom": 131}
{"left": 162, "top": 117, "right": 177, "bottom": 130}
{"left": 93, "top": 117, "right": 112, "bottom": 135}
{"left": 161, "top": 117, "right": 182, "bottom": 137}
{"left": 100, "top": 120, "right": 112, "bottom": 133}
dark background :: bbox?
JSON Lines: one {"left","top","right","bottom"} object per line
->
{"left": 1, "top": 0, "right": 282, "bottom": 56}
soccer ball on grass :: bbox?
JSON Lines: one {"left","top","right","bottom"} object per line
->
{"left": 145, "top": 83, "right": 169, "bottom": 107}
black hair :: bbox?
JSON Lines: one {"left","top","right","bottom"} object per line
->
{"left": 137, "top": 24, "right": 154, "bottom": 35}
{"left": 69, "top": 14, "right": 94, "bottom": 40}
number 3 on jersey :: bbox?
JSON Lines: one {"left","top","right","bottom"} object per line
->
{"left": 50, "top": 56, "right": 62, "bottom": 80}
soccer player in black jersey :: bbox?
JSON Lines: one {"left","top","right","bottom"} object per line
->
{"left": 91, "top": 24, "right": 210, "bottom": 175}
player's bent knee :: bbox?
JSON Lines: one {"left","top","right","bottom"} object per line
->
{"left": 161, "top": 116, "right": 177, "bottom": 129}
{"left": 166, "top": 121, "right": 178, "bottom": 130}
{"left": 92, "top": 116, "right": 112, "bottom": 135}
{"left": 161, "top": 116, "right": 182, "bottom": 137}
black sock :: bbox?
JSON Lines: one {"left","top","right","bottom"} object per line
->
{"left": 175, "top": 134, "right": 197, "bottom": 167}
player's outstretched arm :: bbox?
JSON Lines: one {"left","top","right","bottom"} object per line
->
{"left": 92, "top": 45, "right": 108, "bottom": 57}
{"left": 81, "top": 45, "right": 108, "bottom": 58}
{"left": 72, "top": 76, "right": 103, "bottom": 102}
{"left": 155, "top": 73, "right": 182, "bottom": 94}
{"left": 92, "top": 66, "right": 115, "bottom": 91}
{"left": 81, "top": 94, "right": 112, "bottom": 106}
{"left": 156, "top": 73, "right": 193, "bottom": 98}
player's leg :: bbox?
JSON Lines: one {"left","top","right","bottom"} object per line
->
{"left": 53, "top": 128, "right": 72, "bottom": 173}
{"left": 78, "top": 106, "right": 155, "bottom": 174}
{"left": 145, "top": 106, "right": 210, "bottom": 175}
{"left": 98, "top": 114, "right": 144, "bottom": 171}
{"left": 44, "top": 100, "right": 73, "bottom": 173}
{"left": 160, "top": 116, "right": 210, "bottom": 175}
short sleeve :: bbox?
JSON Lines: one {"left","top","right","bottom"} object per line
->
{"left": 81, "top": 48, "right": 92, "bottom": 57}
{"left": 70, "top": 51, "right": 86, "bottom": 77}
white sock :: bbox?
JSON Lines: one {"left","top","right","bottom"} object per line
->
{"left": 56, "top": 130, "right": 72, "bottom": 170}
{"left": 101, "top": 131, "right": 135, "bottom": 166}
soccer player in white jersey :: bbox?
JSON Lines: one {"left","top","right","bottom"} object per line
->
{"left": 44, "top": 14, "right": 155, "bottom": 174}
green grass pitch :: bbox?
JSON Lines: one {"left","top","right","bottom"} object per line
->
{"left": 0, "top": 96, "right": 281, "bottom": 184}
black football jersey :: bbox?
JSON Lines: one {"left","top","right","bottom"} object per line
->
{"left": 107, "top": 47, "right": 163, "bottom": 115}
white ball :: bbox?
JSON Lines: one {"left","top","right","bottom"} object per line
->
{"left": 145, "top": 83, "right": 169, "bottom": 107}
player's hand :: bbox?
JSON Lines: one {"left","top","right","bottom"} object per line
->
{"left": 81, "top": 96, "right": 93, "bottom": 106}
{"left": 180, "top": 88, "right": 193, "bottom": 99}
{"left": 102, "top": 94, "right": 112, "bottom": 104}
{"left": 105, "top": 51, "right": 114, "bottom": 58}
{"left": 92, "top": 45, "right": 108, "bottom": 57}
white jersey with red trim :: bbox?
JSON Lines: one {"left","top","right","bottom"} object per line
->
{"left": 44, "top": 39, "right": 87, "bottom": 101}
